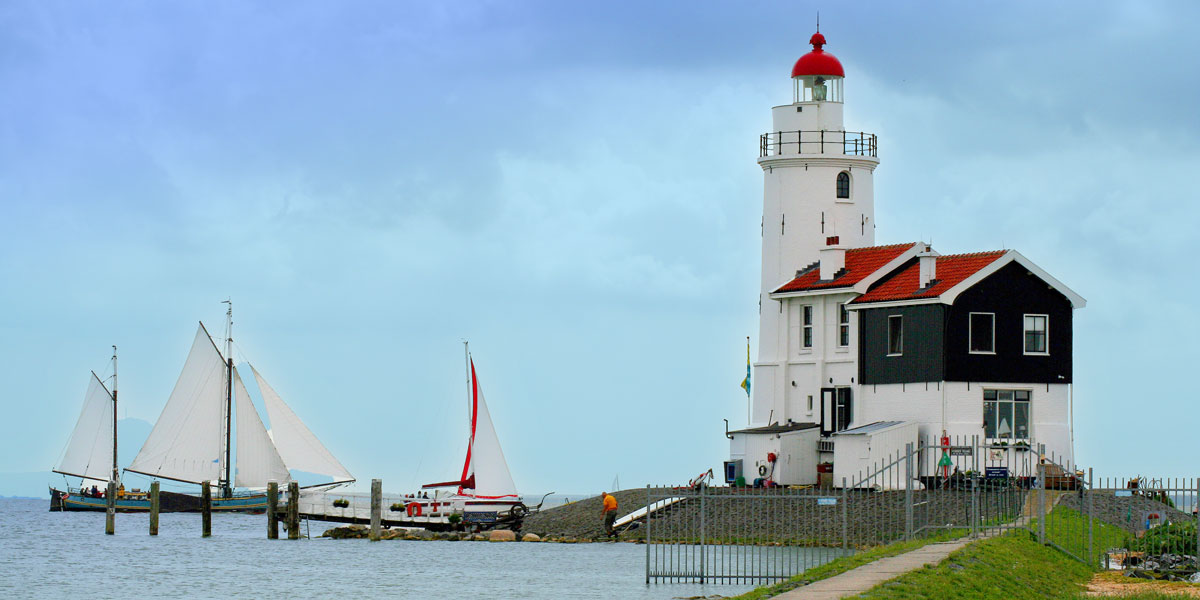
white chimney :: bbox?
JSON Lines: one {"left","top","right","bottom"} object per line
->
{"left": 917, "top": 244, "right": 940, "bottom": 288}
{"left": 819, "top": 236, "right": 845, "bottom": 280}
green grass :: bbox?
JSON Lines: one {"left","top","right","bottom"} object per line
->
{"left": 1032, "top": 505, "right": 1129, "bottom": 567}
{"left": 729, "top": 529, "right": 967, "bottom": 600}
{"left": 856, "top": 530, "right": 1094, "bottom": 599}
{"left": 732, "top": 506, "right": 1198, "bottom": 599}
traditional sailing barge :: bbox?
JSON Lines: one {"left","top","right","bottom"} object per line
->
{"left": 51, "top": 305, "right": 353, "bottom": 513}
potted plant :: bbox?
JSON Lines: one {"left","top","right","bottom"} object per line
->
{"left": 332, "top": 498, "right": 350, "bottom": 508}
{"left": 1013, "top": 441, "right": 1030, "bottom": 452}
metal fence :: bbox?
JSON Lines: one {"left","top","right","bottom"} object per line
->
{"left": 645, "top": 436, "right": 1200, "bottom": 584}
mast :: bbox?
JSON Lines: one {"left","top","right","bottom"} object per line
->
{"left": 222, "top": 299, "right": 233, "bottom": 498}
{"left": 111, "top": 345, "right": 118, "bottom": 487}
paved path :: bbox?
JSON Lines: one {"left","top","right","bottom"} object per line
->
{"left": 775, "top": 538, "right": 975, "bottom": 599}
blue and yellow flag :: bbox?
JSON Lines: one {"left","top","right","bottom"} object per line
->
{"left": 740, "top": 337, "right": 751, "bottom": 397}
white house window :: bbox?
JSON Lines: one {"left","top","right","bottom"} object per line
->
{"left": 1024, "top": 314, "right": 1048, "bottom": 354}
{"left": 836, "top": 172, "right": 851, "bottom": 199}
{"left": 983, "top": 389, "right": 1030, "bottom": 440}
{"left": 969, "top": 312, "right": 995, "bottom": 353}
{"left": 802, "top": 305, "right": 814, "bottom": 348}
{"left": 838, "top": 304, "right": 850, "bottom": 347}
{"left": 887, "top": 315, "right": 902, "bottom": 355}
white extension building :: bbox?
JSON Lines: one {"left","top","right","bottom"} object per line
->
{"left": 726, "top": 31, "right": 1084, "bottom": 487}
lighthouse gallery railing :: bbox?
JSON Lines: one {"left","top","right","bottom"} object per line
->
{"left": 759, "top": 130, "right": 878, "bottom": 158}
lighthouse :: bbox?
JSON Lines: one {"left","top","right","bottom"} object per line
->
{"left": 728, "top": 30, "right": 1083, "bottom": 489}
{"left": 752, "top": 31, "right": 880, "bottom": 425}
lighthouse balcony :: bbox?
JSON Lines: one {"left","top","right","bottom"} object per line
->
{"left": 759, "top": 130, "right": 878, "bottom": 158}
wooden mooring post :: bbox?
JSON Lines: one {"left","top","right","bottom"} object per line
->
{"left": 201, "top": 481, "right": 212, "bottom": 538}
{"left": 105, "top": 481, "right": 116, "bottom": 535}
{"left": 286, "top": 481, "right": 300, "bottom": 540}
{"left": 149, "top": 481, "right": 160, "bottom": 536}
{"left": 369, "top": 479, "right": 382, "bottom": 541}
{"left": 267, "top": 481, "right": 279, "bottom": 540}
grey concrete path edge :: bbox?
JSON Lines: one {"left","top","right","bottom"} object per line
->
{"left": 774, "top": 538, "right": 976, "bottom": 600}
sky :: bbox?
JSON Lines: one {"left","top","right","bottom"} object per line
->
{"left": 3, "top": 0, "right": 1199, "bottom": 497}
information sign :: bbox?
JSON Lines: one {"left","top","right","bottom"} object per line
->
{"left": 985, "top": 467, "right": 1009, "bottom": 479}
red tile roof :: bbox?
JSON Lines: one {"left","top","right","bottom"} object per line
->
{"left": 774, "top": 243, "right": 918, "bottom": 293}
{"left": 851, "top": 250, "right": 1008, "bottom": 304}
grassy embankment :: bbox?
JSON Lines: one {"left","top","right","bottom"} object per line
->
{"left": 730, "top": 529, "right": 968, "bottom": 600}
{"left": 735, "top": 506, "right": 1195, "bottom": 599}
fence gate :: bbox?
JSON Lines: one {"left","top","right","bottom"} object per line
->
{"left": 910, "top": 436, "right": 1039, "bottom": 540}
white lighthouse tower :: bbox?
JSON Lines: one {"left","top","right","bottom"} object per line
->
{"left": 752, "top": 31, "right": 880, "bottom": 425}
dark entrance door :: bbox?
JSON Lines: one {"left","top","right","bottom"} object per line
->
{"left": 820, "top": 387, "right": 853, "bottom": 436}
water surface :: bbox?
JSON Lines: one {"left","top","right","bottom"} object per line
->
{"left": 1, "top": 498, "right": 770, "bottom": 599}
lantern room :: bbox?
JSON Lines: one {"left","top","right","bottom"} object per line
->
{"left": 791, "top": 32, "right": 845, "bottom": 103}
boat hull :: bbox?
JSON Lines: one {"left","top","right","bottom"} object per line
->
{"left": 49, "top": 487, "right": 267, "bottom": 513}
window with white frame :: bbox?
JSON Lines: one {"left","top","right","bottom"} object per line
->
{"left": 983, "top": 389, "right": 1030, "bottom": 440}
{"left": 1024, "top": 314, "right": 1048, "bottom": 354}
{"left": 887, "top": 315, "right": 902, "bottom": 355}
{"left": 838, "top": 304, "right": 850, "bottom": 347}
{"left": 802, "top": 305, "right": 814, "bottom": 348}
{"left": 969, "top": 312, "right": 995, "bottom": 353}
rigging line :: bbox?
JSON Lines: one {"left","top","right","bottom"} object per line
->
{"left": 408, "top": 376, "right": 455, "bottom": 493}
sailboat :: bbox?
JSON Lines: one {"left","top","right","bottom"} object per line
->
{"left": 50, "top": 348, "right": 130, "bottom": 511}
{"left": 123, "top": 303, "right": 354, "bottom": 511}
{"left": 409, "top": 345, "right": 525, "bottom": 526}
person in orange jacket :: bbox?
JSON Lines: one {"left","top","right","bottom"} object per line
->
{"left": 600, "top": 492, "right": 618, "bottom": 538}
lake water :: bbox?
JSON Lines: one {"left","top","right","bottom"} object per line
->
{"left": 0, "top": 498, "right": 782, "bottom": 599}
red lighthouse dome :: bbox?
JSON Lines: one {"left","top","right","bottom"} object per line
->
{"left": 791, "top": 32, "right": 845, "bottom": 78}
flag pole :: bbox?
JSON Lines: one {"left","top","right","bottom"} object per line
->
{"left": 745, "top": 336, "right": 751, "bottom": 426}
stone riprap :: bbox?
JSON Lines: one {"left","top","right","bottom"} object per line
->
{"left": 521, "top": 487, "right": 1026, "bottom": 546}
{"left": 521, "top": 489, "right": 647, "bottom": 541}
{"left": 1059, "top": 490, "right": 1193, "bottom": 534}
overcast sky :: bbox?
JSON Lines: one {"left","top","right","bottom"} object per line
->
{"left": 4, "top": 0, "right": 1198, "bottom": 495}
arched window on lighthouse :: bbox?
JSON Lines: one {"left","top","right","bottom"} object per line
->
{"left": 836, "top": 172, "right": 851, "bottom": 199}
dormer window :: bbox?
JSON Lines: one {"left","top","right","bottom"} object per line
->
{"left": 836, "top": 172, "right": 850, "bottom": 199}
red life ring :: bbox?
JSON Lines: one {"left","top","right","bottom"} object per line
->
{"left": 406, "top": 502, "right": 423, "bottom": 517}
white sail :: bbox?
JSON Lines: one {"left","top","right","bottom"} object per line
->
{"left": 461, "top": 360, "right": 518, "bottom": 499}
{"left": 253, "top": 365, "right": 354, "bottom": 485}
{"left": 54, "top": 372, "right": 115, "bottom": 482}
{"left": 233, "top": 367, "right": 291, "bottom": 488}
{"left": 127, "top": 324, "right": 227, "bottom": 484}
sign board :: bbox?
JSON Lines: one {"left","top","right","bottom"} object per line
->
{"left": 817, "top": 497, "right": 838, "bottom": 506}
{"left": 463, "top": 511, "right": 498, "bottom": 524}
{"left": 1115, "top": 490, "right": 1132, "bottom": 497}
{"left": 985, "top": 467, "right": 1009, "bottom": 479}
{"left": 950, "top": 446, "right": 973, "bottom": 457}
{"left": 988, "top": 449, "right": 1004, "bottom": 462}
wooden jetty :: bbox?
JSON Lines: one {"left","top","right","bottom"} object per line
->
{"left": 290, "top": 487, "right": 461, "bottom": 531}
